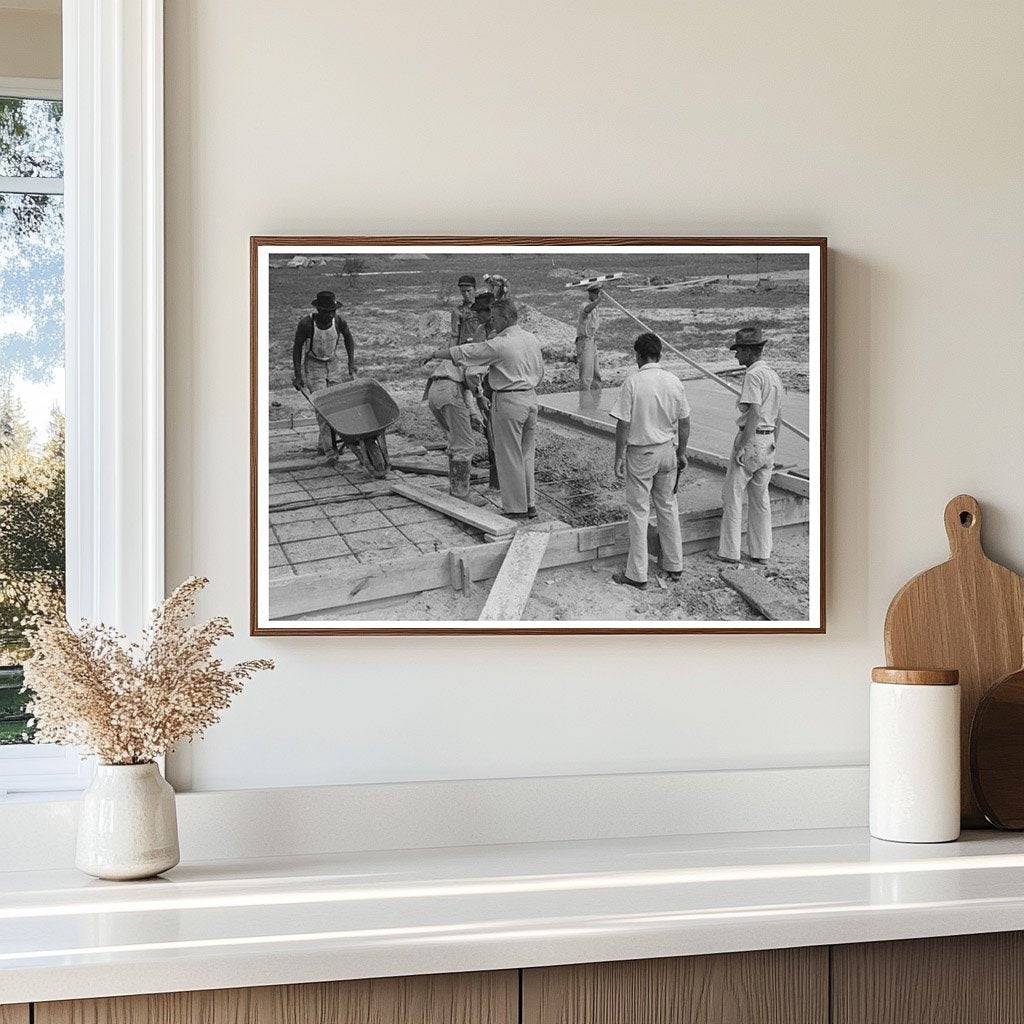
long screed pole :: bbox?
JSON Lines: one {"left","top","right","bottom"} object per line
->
{"left": 598, "top": 290, "right": 811, "bottom": 443}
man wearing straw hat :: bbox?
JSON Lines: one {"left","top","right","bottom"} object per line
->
{"left": 718, "top": 325, "right": 784, "bottom": 566}
{"left": 292, "top": 290, "right": 357, "bottom": 455}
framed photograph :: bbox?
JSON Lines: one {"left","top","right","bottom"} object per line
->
{"left": 250, "top": 237, "right": 826, "bottom": 635}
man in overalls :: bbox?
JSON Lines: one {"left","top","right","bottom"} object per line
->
{"left": 292, "top": 290, "right": 357, "bottom": 454}
{"left": 718, "top": 325, "right": 785, "bottom": 566}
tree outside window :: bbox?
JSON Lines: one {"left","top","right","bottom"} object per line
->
{"left": 0, "top": 94, "right": 65, "bottom": 745}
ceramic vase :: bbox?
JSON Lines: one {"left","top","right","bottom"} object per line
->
{"left": 76, "top": 762, "right": 180, "bottom": 880}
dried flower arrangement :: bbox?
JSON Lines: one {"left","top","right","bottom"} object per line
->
{"left": 22, "top": 577, "right": 273, "bottom": 765}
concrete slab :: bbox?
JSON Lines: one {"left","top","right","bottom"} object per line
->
{"left": 274, "top": 518, "right": 338, "bottom": 543}
{"left": 538, "top": 378, "right": 810, "bottom": 469}
{"left": 282, "top": 535, "right": 353, "bottom": 563}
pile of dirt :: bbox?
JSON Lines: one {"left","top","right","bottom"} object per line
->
{"left": 413, "top": 302, "right": 576, "bottom": 360}
{"left": 517, "top": 304, "right": 576, "bottom": 357}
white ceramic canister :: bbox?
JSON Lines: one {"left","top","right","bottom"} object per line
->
{"left": 76, "top": 762, "right": 180, "bottom": 880}
{"left": 869, "top": 667, "right": 961, "bottom": 843}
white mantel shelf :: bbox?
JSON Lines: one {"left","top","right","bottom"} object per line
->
{"left": 4, "top": 827, "right": 1024, "bottom": 1004}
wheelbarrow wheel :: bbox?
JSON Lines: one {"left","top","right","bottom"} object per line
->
{"left": 363, "top": 437, "right": 387, "bottom": 478}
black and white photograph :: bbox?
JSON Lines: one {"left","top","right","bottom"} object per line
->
{"left": 251, "top": 239, "right": 825, "bottom": 633}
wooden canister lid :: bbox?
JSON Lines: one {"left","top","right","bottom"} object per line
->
{"left": 871, "top": 667, "right": 960, "bottom": 686}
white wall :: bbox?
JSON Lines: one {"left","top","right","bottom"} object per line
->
{"left": 164, "top": 0, "right": 1024, "bottom": 792}
{"left": 0, "top": 5, "right": 61, "bottom": 80}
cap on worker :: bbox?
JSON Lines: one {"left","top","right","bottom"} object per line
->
{"left": 312, "top": 290, "right": 340, "bottom": 310}
{"left": 470, "top": 293, "right": 494, "bottom": 314}
{"left": 457, "top": 274, "right": 476, "bottom": 287}
{"left": 729, "top": 325, "right": 764, "bottom": 350}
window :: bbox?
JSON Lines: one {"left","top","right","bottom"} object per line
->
{"left": 0, "top": 79, "right": 86, "bottom": 797}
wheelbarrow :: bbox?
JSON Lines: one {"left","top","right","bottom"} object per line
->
{"left": 299, "top": 379, "right": 400, "bottom": 478}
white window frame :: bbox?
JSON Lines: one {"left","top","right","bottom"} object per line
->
{"left": 0, "top": 0, "right": 165, "bottom": 798}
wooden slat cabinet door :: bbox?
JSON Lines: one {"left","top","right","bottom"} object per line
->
{"left": 832, "top": 932, "right": 1024, "bottom": 1024}
{"left": 35, "top": 971, "right": 517, "bottom": 1024}
{"left": 522, "top": 948, "right": 828, "bottom": 1024}
{"left": 0, "top": 1006, "right": 29, "bottom": 1024}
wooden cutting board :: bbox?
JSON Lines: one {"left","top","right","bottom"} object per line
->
{"left": 884, "top": 494, "right": 1024, "bottom": 826}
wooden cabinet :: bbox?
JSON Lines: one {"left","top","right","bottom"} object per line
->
{"left": 522, "top": 948, "right": 828, "bottom": 1024}
{"left": 23, "top": 932, "right": 1024, "bottom": 1024}
{"left": 832, "top": 932, "right": 1024, "bottom": 1024}
{"left": 34, "top": 971, "right": 517, "bottom": 1024}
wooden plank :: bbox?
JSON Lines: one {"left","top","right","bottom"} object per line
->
{"left": 479, "top": 531, "right": 552, "bottom": 620}
{"left": 273, "top": 548, "right": 457, "bottom": 617}
{"left": 719, "top": 565, "right": 805, "bottom": 620}
{"left": 37, "top": 971, "right": 517, "bottom": 1024}
{"left": 832, "top": 933, "right": 1024, "bottom": 1024}
{"left": 522, "top": 948, "right": 827, "bottom": 1024}
{"left": 0, "top": 1006, "right": 28, "bottom": 1024}
{"left": 391, "top": 481, "right": 517, "bottom": 536}
{"left": 685, "top": 447, "right": 810, "bottom": 497}
{"left": 391, "top": 459, "right": 488, "bottom": 482}
{"left": 270, "top": 496, "right": 811, "bottom": 618}
{"left": 269, "top": 456, "right": 335, "bottom": 474}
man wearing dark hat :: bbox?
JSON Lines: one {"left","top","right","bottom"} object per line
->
{"left": 450, "top": 274, "right": 480, "bottom": 347}
{"left": 292, "top": 290, "right": 357, "bottom": 455}
{"left": 575, "top": 284, "right": 604, "bottom": 410}
{"left": 719, "top": 325, "right": 784, "bottom": 566}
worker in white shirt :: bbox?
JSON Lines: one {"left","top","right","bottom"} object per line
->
{"left": 423, "top": 295, "right": 545, "bottom": 518}
{"left": 609, "top": 332, "right": 691, "bottom": 589}
{"left": 718, "top": 325, "right": 785, "bottom": 566}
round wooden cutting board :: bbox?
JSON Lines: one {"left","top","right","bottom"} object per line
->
{"left": 884, "top": 494, "right": 1024, "bottom": 826}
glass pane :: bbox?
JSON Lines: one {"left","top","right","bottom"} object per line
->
{"left": 0, "top": 189, "right": 65, "bottom": 744}
{"left": 0, "top": 97, "right": 63, "bottom": 179}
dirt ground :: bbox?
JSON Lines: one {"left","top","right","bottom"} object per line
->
{"left": 267, "top": 252, "right": 810, "bottom": 399}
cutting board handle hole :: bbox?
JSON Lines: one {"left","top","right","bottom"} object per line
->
{"left": 960, "top": 511, "right": 974, "bottom": 527}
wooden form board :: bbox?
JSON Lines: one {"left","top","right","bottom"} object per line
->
{"left": 479, "top": 531, "right": 551, "bottom": 620}
{"left": 390, "top": 481, "right": 517, "bottom": 536}
{"left": 389, "top": 460, "right": 488, "bottom": 482}
{"left": 523, "top": 948, "right": 827, "bottom": 1024}
{"left": 270, "top": 493, "right": 809, "bottom": 619}
{"left": 0, "top": 1007, "right": 28, "bottom": 1024}
{"left": 720, "top": 565, "right": 806, "bottom": 621}
{"left": 36, "top": 972, "right": 517, "bottom": 1024}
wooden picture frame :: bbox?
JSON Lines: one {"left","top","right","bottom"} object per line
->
{"left": 251, "top": 237, "right": 827, "bottom": 635}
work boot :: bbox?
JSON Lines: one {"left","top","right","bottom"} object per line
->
{"left": 450, "top": 457, "right": 472, "bottom": 500}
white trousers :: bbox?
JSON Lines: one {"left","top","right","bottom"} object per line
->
{"left": 491, "top": 390, "right": 537, "bottom": 514}
{"left": 719, "top": 436, "right": 775, "bottom": 561}
{"left": 304, "top": 355, "right": 341, "bottom": 452}
{"left": 624, "top": 441, "right": 682, "bottom": 584}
